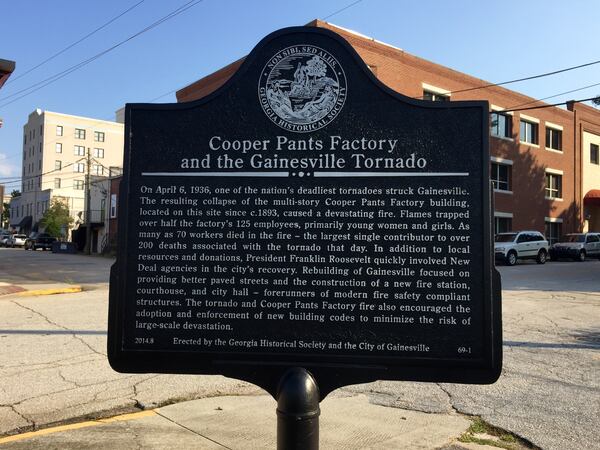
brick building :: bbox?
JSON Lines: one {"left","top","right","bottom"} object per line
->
{"left": 176, "top": 20, "right": 600, "bottom": 241}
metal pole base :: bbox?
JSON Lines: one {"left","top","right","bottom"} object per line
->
{"left": 276, "top": 367, "right": 320, "bottom": 450}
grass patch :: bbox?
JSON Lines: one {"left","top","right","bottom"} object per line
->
{"left": 458, "top": 417, "right": 538, "bottom": 450}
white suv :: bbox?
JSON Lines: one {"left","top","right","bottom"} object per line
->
{"left": 495, "top": 231, "right": 549, "bottom": 266}
{"left": 549, "top": 233, "right": 600, "bottom": 261}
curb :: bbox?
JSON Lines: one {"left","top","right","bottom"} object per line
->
{"left": 14, "top": 286, "right": 83, "bottom": 296}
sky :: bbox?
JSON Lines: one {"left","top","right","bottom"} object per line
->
{"left": 1, "top": 0, "right": 600, "bottom": 189}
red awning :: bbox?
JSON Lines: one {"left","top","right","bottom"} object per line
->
{"left": 584, "top": 189, "right": 600, "bottom": 206}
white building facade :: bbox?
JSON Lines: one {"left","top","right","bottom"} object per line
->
{"left": 10, "top": 109, "right": 124, "bottom": 249}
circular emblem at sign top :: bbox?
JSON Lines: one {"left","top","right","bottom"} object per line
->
{"left": 258, "top": 45, "right": 347, "bottom": 133}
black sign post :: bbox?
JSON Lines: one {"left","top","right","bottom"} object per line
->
{"left": 108, "top": 26, "right": 501, "bottom": 448}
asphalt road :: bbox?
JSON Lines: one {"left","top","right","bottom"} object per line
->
{"left": 1, "top": 247, "right": 599, "bottom": 449}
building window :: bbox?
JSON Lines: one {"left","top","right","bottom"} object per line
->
{"left": 491, "top": 162, "right": 511, "bottom": 191}
{"left": 546, "top": 127, "right": 562, "bottom": 151}
{"left": 92, "top": 164, "right": 103, "bottom": 176}
{"left": 545, "top": 221, "right": 562, "bottom": 246}
{"left": 55, "top": 160, "right": 62, "bottom": 170}
{"left": 54, "top": 178, "right": 61, "bottom": 188}
{"left": 74, "top": 163, "right": 85, "bottom": 173}
{"left": 75, "top": 128, "right": 86, "bottom": 139}
{"left": 24, "top": 134, "right": 27, "bottom": 145}
{"left": 38, "top": 160, "right": 42, "bottom": 170}
{"left": 74, "top": 180, "right": 85, "bottom": 190}
{"left": 423, "top": 90, "right": 449, "bottom": 102}
{"left": 520, "top": 119, "right": 538, "bottom": 144}
{"left": 494, "top": 216, "right": 512, "bottom": 234}
{"left": 39, "top": 142, "right": 43, "bottom": 153}
{"left": 545, "top": 172, "right": 562, "bottom": 199}
{"left": 56, "top": 125, "right": 63, "bottom": 136}
{"left": 491, "top": 112, "right": 512, "bottom": 139}
{"left": 40, "top": 125, "right": 43, "bottom": 136}
{"left": 110, "top": 194, "right": 118, "bottom": 218}
{"left": 94, "top": 131, "right": 105, "bottom": 142}
{"left": 93, "top": 147, "right": 104, "bottom": 158}
{"left": 74, "top": 145, "right": 85, "bottom": 156}
{"left": 591, "top": 144, "right": 599, "bottom": 165}
{"left": 56, "top": 143, "right": 62, "bottom": 153}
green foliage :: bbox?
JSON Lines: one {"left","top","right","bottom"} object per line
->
{"left": 10, "top": 190, "right": 20, "bottom": 198}
{"left": 40, "top": 199, "right": 74, "bottom": 238}
{"left": 1, "top": 202, "right": 9, "bottom": 224}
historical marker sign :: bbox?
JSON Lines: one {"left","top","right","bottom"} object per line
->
{"left": 108, "top": 26, "right": 502, "bottom": 398}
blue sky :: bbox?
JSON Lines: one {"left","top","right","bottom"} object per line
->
{"left": 1, "top": 0, "right": 599, "bottom": 187}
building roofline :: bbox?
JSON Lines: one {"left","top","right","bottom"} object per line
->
{"left": 28, "top": 108, "right": 124, "bottom": 126}
{"left": 176, "top": 19, "right": 579, "bottom": 120}
{"left": 0, "top": 58, "right": 16, "bottom": 90}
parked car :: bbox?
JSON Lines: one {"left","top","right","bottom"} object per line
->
{"left": 0, "top": 231, "right": 11, "bottom": 247}
{"left": 494, "top": 231, "right": 549, "bottom": 266}
{"left": 549, "top": 233, "right": 600, "bottom": 261}
{"left": 6, "top": 234, "right": 27, "bottom": 248}
{"left": 24, "top": 232, "right": 57, "bottom": 251}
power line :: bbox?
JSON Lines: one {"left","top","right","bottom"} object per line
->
{"left": 494, "top": 96, "right": 599, "bottom": 114}
{"left": 6, "top": 1, "right": 146, "bottom": 86}
{"left": 0, "top": 0, "right": 206, "bottom": 109}
{"left": 322, "top": 0, "right": 364, "bottom": 20}
{"left": 503, "top": 81, "right": 600, "bottom": 111}
{"left": 416, "top": 59, "right": 600, "bottom": 100}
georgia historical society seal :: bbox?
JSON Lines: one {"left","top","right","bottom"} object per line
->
{"left": 258, "top": 45, "right": 347, "bottom": 133}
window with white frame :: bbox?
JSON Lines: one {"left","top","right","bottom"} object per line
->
{"left": 55, "top": 143, "right": 62, "bottom": 153}
{"left": 545, "top": 171, "right": 562, "bottom": 199}
{"left": 92, "top": 164, "right": 103, "bottom": 176}
{"left": 93, "top": 147, "right": 104, "bottom": 158}
{"left": 74, "top": 145, "right": 85, "bottom": 156}
{"left": 545, "top": 220, "right": 562, "bottom": 245}
{"left": 74, "top": 163, "right": 85, "bottom": 173}
{"left": 491, "top": 162, "right": 511, "bottom": 191}
{"left": 423, "top": 90, "right": 449, "bottom": 102}
{"left": 56, "top": 125, "right": 63, "bottom": 136}
{"left": 55, "top": 160, "right": 61, "bottom": 170}
{"left": 75, "top": 128, "right": 86, "bottom": 139}
{"left": 54, "top": 178, "right": 61, "bottom": 188}
{"left": 94, "top": 131, "right": 105, "bottom": 142}
{"left": 491, "top": 112, "right": 512, "bottom": 138}
{"left": 545, "top": 126, "right": 562, "bottom": 151}
{"left": 74, "top": 180, "right": 85, "bottom": 190}
{"left": 520, "top": 119, "right": 538, "bottom": 144}
{"left": 494, "top": 215, "right": 512, "bottom": 234}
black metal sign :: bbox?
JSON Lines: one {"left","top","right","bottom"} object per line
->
{"left": 108, "top": 26, "right": 502, "bottom": 398}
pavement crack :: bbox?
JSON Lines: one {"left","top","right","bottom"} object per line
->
{"left": 154, "top": 410, "right": 233, "bottom": 449}
{"left": 436, "top": 384, "right": 461, "bottom": 415}
{"left": 8, "top": 404, "right": 35, "bottom": 429}
{"left": 9, "top": 300, "right": 106, "bottom": 357}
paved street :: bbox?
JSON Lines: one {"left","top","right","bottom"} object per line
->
{"left": 0, "top": 248, "right": 599, "bottom": 449}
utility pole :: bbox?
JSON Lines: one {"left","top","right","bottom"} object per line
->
{"left": 84, "top": 147, "right": 92, "bottom": 255}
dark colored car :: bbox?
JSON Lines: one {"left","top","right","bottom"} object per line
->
{"left": 24, "top": 232, "right": 57, "bottom": 251}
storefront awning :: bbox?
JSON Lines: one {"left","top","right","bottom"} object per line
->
{"left": 584, "top": 190, "right": 600, "bottom": 207}
{"left": 17, "top": 215, "right": 32, "bottom": 229}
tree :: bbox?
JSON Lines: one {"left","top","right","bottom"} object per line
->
{"left": 305, "top": 56, "right": 327, "bottom": 83}
{"left": 40, "top": 199, "right": 73, "bottom": 238}
{"left": 593, "top": 96, "right": 600, "bottom": 107}
{"left": 1, "top": 202, "right": 9, "bottom": 227}
{"left": 11, "top": 190, "right": 20, "bottom": 197}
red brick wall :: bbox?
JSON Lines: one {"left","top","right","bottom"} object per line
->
{"left": 175, "top": 20, "right": 600, "bottom": 234}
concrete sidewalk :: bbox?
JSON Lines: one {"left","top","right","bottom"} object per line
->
{"left": 0, "top": 394, "right": 498, "bottom": 449}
